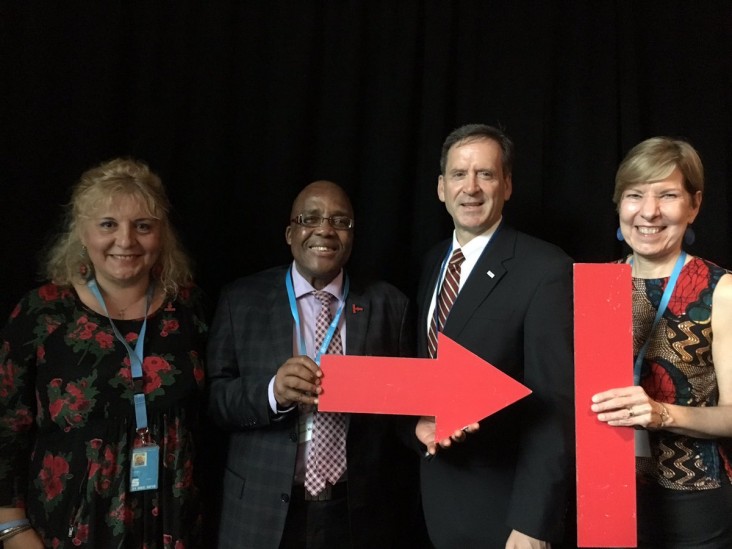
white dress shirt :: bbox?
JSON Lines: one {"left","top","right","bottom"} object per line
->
{"left": 425, "top": 217, "right": 502, "bottom": 337}
{"left": 267, "top": 262, "right": 347, "bottom": 483}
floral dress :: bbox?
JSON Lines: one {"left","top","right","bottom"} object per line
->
{"left": 0, "top": 283, "right": 208, "bottom": 548}
{"left": 631, "top": 257, "right": 732, "bottom": 490}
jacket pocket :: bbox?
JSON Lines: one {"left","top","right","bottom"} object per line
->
{"left": 223, "top": 466, "right": 246, "bottom": 500}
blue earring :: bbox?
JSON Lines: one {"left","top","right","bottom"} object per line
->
{"left": 616, "top": 227, "right": 624, "bottom": 242}
{"left": 684, "top": 227, "right": 695, "bottom": 246}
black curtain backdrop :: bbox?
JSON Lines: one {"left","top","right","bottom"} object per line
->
{"left": 1, "top": 1, "right": 731, "bottom": 318}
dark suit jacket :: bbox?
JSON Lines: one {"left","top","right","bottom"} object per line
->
{"left": 416, "top": 224, "right": 574, "bottom": 548}
{"left": 207, "top": 265, "right": 422, "bottom": 549}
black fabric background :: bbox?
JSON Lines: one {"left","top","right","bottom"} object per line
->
{"left": 2, "top": 1, "right": 730, "bottom": 316}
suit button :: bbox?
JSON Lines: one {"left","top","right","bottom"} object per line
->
{"left": 289, "top": 432, "right": 297, "bottom": 442}
{"left": 281, "top": 493, "right": 290, "bottom": 503}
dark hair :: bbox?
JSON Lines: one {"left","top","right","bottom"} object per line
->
{"left": 440, "top": 124, "right": 514, "bottom": 176}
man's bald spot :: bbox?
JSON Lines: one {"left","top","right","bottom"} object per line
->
{"left": 290, "top": 180, "right": 354, "bottom": 218}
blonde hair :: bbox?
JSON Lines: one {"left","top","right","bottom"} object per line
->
{"left": 613, "top": 137, "right": 704, "bottom": 207}
{"left": 44, "top": 158, "right": 193, "bottom": 295}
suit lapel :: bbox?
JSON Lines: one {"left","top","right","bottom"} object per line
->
{"left": 269, "top": 267, "right": 296, "bottom": 367}
{"left": 419, "top": 244, "right": 449, "bottom": 308}
{"left": 418, "top": 242, "right": 451, "bottom": 351}
{"left": 344, "top": 282, "right": 369, "bottom": 356}
{"left": 443, "top": 225, "right": 517, "bottom": 338}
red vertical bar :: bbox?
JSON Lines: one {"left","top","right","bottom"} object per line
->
{"left": 574, "top": 263, "right": 636, "bottom": 548}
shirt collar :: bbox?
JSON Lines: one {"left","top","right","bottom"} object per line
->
{"left": 290, "top": 261, "right": 345, "bottom": 301}
{"left": 451, "top": 216, "right": 502, "bottom": 259}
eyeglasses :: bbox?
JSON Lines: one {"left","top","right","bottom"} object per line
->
{"left": 291, "top": 214, "right": 354, "bottom": 230}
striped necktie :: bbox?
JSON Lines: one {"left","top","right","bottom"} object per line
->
{"left": 427, "top": 248, "right": 465, "bottom": 358}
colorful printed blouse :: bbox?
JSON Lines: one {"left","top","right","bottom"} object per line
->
{"left": 631, "top": 257, "right": 732, "bottom": 490}
{"left": 0, "top": 283, "right": 208, "bottom": 548}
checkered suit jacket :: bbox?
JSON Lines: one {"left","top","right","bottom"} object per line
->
{"left": 207, "top": 265, "right": 421, "bottom": 549}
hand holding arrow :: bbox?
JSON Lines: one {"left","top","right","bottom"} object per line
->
{"left": 318, "top": 332, "right": 532, "bottom": 441}
{"left": 415, "top": 415, "right": 480, "bottom": 456}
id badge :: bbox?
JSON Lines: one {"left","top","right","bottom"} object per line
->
{"left": 130, "top": 444, "right": 160, "bottom": 491}
{"left": 299, "top": 412, "right": 314, "bottom": 443}
{"left": 635, "top": 429, "right": 651, "bottom": 457}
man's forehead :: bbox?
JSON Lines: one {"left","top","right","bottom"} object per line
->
{"left": 446, "top": 138, "right": 502, "bottom": 165}
{"left": 449, "top": 136, "right": 500, "bottom": 155}
{"left": 292, "top": 186, "right": 352, "bottom": 215}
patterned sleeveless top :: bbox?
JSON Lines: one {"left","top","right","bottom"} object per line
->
{"left": 629, "top": 256, "right": 732, "bottom": 490}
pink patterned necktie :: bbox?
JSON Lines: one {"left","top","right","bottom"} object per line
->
{"left": 305, "top": 290, "right": 347, "bottom": 496}
{"left": 427, "top": 248, "right": 465, "bottom": 358}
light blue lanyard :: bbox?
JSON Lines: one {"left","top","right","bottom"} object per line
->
{"left": 429, "top": 223, "right": 503, "bottom": 334}
{"left": 285, "top": 268, "right": 349, "bottom": 365}
{"left": 632, "top": 251, "right": 686, "bottom": 385}
{"left": 87, "top": 279, "right": 154, "bottom": 431}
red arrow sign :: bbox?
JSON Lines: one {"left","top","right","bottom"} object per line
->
{"left": 318, "top": 332, "right": 532, "bottom": 441}
{"left": 574, "top": 263, "right": 636, "bottom": 547}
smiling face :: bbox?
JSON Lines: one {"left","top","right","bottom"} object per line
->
{"left": 618, "top": 167, "right": 701, "bottom": 266}
{"left": 80, "top": 193, "right": 162, "bottom": 290}
{"left": 285, "top": 181, "right": 354, "bottom": 289}
{"left": 438, "top": 138, "right": 512, "bottom": 245}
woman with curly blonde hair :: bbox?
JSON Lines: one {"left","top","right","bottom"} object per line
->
{"left": 0, "top": 158, "right": 208, "bottom": 548}
{"left": 45, "top": 157, "right": 193, "bottom": 296}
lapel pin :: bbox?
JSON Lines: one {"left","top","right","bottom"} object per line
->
{"left": 487, "top": 270, "right": 495, "bottom": 278}
{"left": 352, "top": 305, "right": 364, "bottom": 314}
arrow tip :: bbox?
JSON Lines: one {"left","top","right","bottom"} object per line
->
{"left": 434, "top": 333, "right": 532, "bottom": 441}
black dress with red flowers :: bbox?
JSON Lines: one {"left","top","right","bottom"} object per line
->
{"left": 0, "top": 283, "right": 208, "bottom": 548}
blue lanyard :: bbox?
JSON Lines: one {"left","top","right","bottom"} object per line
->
{"left": 429, "top": 222, "right": 503, "bottom": 333}
{"left": 632, "top": 251, "right": 686, "bottom": 385}
{"left": 87, "top": 279, "right": 154, "bottom": 431}
{"left": 285, "top": 267, "right": 349, "bottom": 365}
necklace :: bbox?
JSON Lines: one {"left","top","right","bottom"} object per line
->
{"left": 106, "top": 290, "right": 151, "bottom": 319}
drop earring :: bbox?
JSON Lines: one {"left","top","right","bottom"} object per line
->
{"left": 616, "top": 227, "right": 624, "bottom": 242}
{"left": 684, "top": 227, "right": 696, "bottom": 246}
{"left": 79, "top": 245, "right": 90, "bottom": 278}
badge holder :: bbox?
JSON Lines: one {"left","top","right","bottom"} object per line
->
{"left": 286, "top": 267, "right": 349, "bottom": 446}
{"left": 130, "top": 427, "right": 160, "bottom": 492}
{"left": 87, "top": 279, "right": 159, "bottom": 492}
{"left": 634, "top": 430, "right": 651, "bottom": 457}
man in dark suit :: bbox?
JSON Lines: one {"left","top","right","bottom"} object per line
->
{"left": 207, "top": 180, "right": 421, "bottom": 549}
{"left": 414, "top": 124, "right": 574, "bottom": 548}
